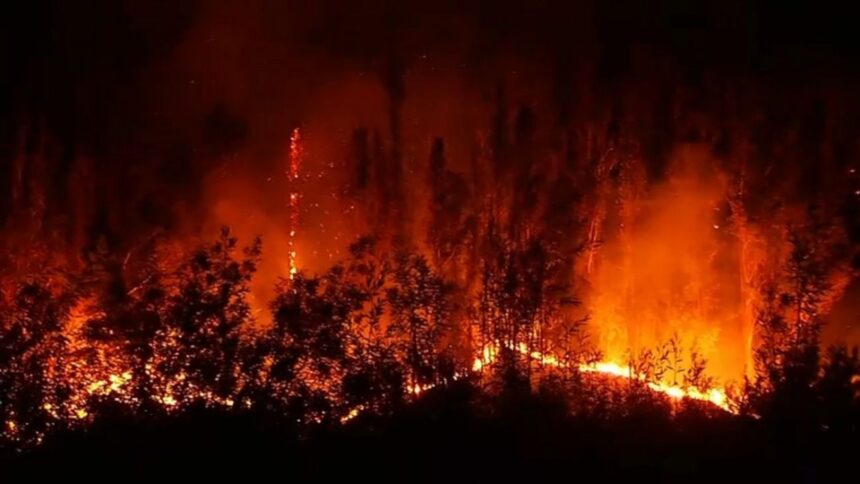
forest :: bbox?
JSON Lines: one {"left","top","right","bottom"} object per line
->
{"left": 2, "top": 0, "right": 860, "bottom": 481}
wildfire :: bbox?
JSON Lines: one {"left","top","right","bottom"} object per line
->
{"left": 85, "top": 371, "right": 133, "bottom": 396}
{"left": 474, "top": 344, "right": 731, "bottom": 412}
{"left": 2, "top": 90, "right": 853, "bottom": 450}
{"left": 580, "top": 362, "right": 729, "bottom": 411}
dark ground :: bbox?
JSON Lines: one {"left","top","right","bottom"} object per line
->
{"left": 3, "top": 384, "right": 854, "bottom": 483}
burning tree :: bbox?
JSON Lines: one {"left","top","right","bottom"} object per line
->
{"left": 388, "top": 251, "right": 453, "bottom": 392}
{"left": 0, "top": 282, "right": 69, "bottom": 444}
{"left": 751, "top": 206, "right": 853, "bottom": 423}
{"left": 426, "top": 138, "right": 472, "bottom": 279}
{"left": 156, "top": 228, "right": 261, "bottom": 406}
{"left": 474, "top": 223, "right": 581, "bottom": 391}
{"left": 265, "top": 238, "right": 405, "bottom": 423}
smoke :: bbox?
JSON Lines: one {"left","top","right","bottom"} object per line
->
{"left": 587, "top": 144, "right": 737, "bottom": 376}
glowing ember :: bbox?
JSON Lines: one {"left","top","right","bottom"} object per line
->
{"left": 340, "top": 405, "right": 365, "bottom": 423}
{"left": 287, "top": 127, "right": 303, "bottom": 279}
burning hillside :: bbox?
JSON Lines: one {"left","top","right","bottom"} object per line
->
{"left": 2, "top": 2, "right": 860, "bottom": 477}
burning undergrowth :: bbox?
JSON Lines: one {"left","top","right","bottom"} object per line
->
{"left": 2, "top": 0, "right": 860, "bottom": 463}
{"left": 0, "top": 227, "right": 720, "bottom": 447}
{"left": 0, "top": 169, "right": 856, "bottom": 448}
{"left": 2, "top": 95, "right": 860, "bottom": 451}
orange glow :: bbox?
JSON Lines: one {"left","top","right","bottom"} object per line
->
{"left": 586, "top": 146, "right": 751, "bottom": 383}
{"left": 2, "top": 70, "right": 856, "bottom": 450}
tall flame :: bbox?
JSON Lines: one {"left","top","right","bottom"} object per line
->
{"left": 287, "top": 127, "right": 302, "bottom": 279}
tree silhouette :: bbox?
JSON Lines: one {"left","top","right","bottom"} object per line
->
{"left": 268, "top": 273, "right": 348, "bottom": 423}
{"left": 426, "top": 138, "right": 471, "bottom": 277}
{"left": 266, "top": 238, "right": 407, "bottom": 422}
{"left": 80, "top": 237, "right": 169, "bottom": 411}
{"left": 388, "top": 251, "right": 451, "bottom": 391}
{"left": 816, "top": 345, "right": 860, "bottom": 436}
{"left": 158, "top": 228, "right": 260, "bottom": 404}
{"left": 0, "top": 282, "right": 69, "bottom": 444}
{"left": 752, "top": 209, "right": 847, "bottom": 426}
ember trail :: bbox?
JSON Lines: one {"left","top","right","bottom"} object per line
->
{"left": 2, "top": 1, "right": 860, "bottom": 480}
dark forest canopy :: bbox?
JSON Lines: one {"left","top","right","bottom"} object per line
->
{"left": 4, "top": 0, "right": 860, "bottom": 161}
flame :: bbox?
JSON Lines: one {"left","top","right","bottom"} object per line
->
{"left": 4, "top": 117, "right": 851, "bottom": 447}
{"left": 340, "top": 405, "right": 365, "bottom": 423}
{"left": 586, "top": 147, "right": 752, "bottom": 383}
{"left": 406, "top": 381, "right": 436, "bottom": 396}
{"left": 287, "top": 127, "right": 302, "bottom": 279}
{"left": 474, "top": 343, "right": 731, "bottom": 412}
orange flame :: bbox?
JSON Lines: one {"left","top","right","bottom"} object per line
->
{"left": 287, "top": 127, "right": 302, "bottom": 279}
{"left": 474, "top": 343, "right": 731, "bottom": 412}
